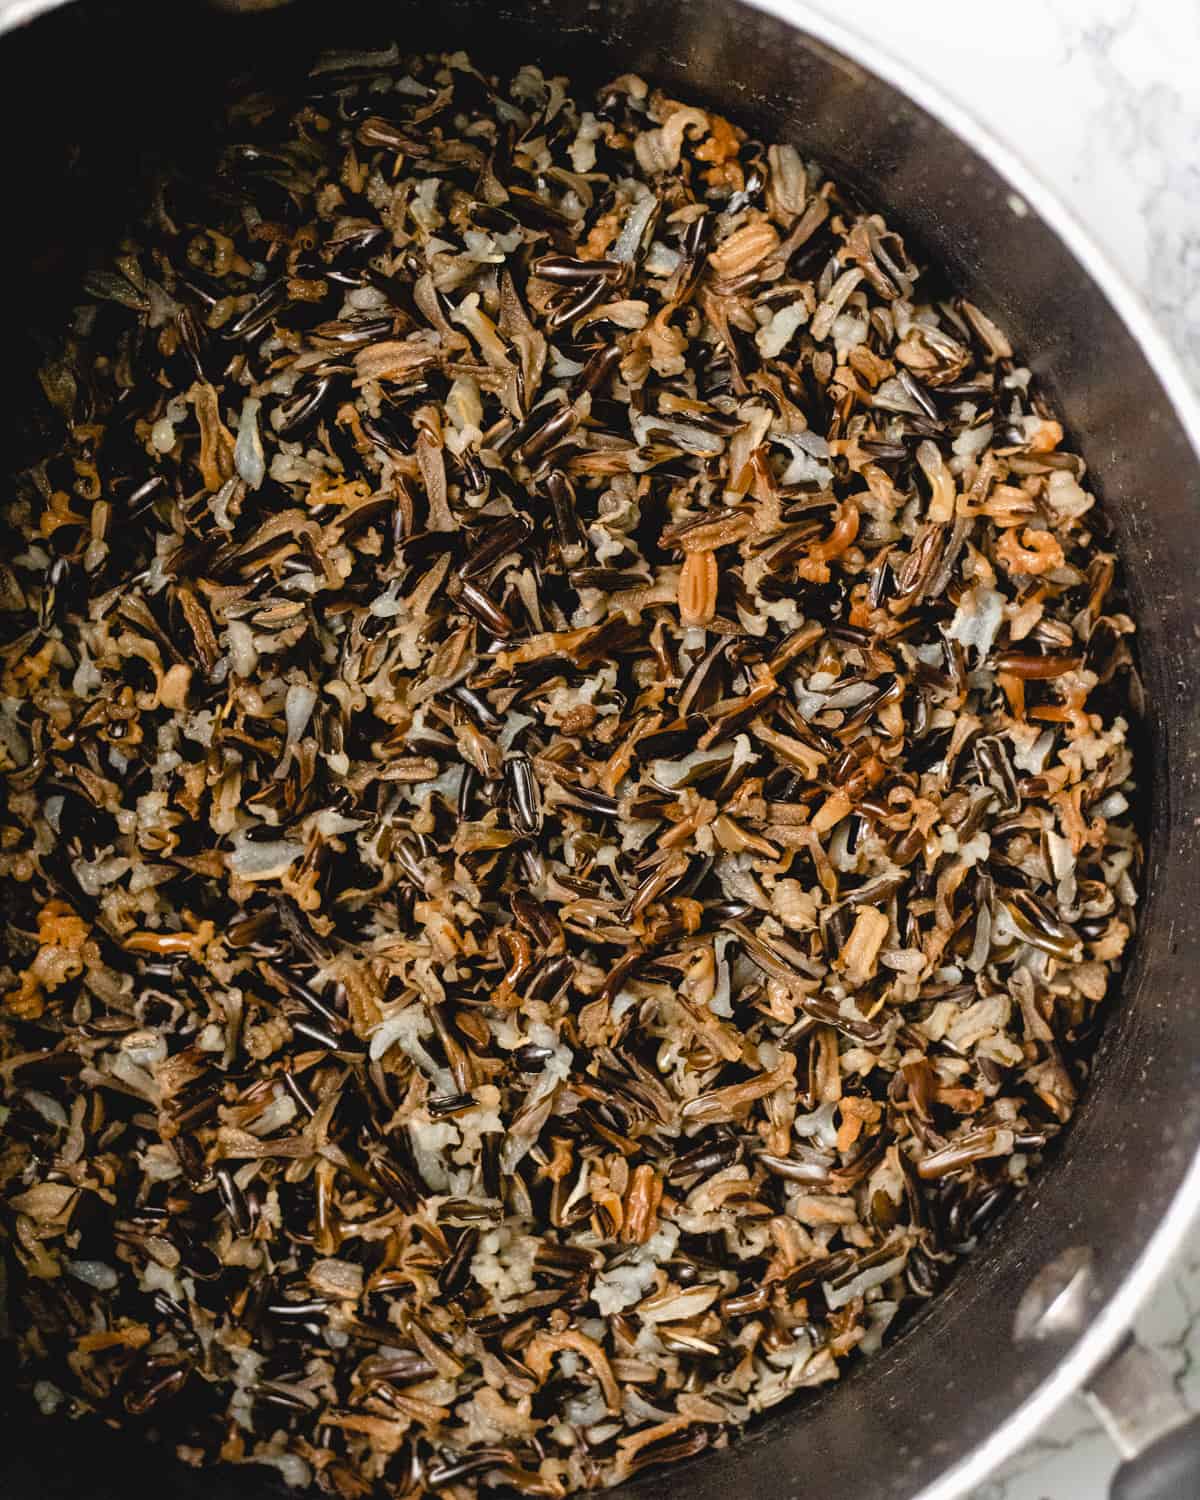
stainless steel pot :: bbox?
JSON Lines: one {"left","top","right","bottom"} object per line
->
{"left": 1, "top": 1, "right": 1199, "bottom": 1497}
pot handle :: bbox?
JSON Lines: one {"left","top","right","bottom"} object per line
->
{"left": 1086, "top": 1340, "right": 1200, "bottom": 1500}
{"left": 1109, "top": 1419, "right": 1200, "bottom": 1500}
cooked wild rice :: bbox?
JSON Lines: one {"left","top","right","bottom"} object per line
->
{"left": 0, "top": 47, "right": 1141, "bottom": 1496}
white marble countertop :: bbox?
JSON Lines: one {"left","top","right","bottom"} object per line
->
{"left": 793, "top": 2, "right": 1200, "bottom": 1495}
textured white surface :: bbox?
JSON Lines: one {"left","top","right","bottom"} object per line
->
{"left": 792, "top": 3, "right": 1200, "bottom": 1495}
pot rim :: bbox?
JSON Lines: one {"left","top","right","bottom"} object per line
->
{"left": 1, "top": 2, "right": 1198, "bottom": 1496}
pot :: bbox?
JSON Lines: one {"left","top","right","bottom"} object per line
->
{"left": 0, "top": 2, "right": 1198, "bottom": 1498}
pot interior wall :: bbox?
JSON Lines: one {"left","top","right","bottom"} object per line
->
{"left": 1, "top": 3, "right": 1198, "bottom": 1498}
